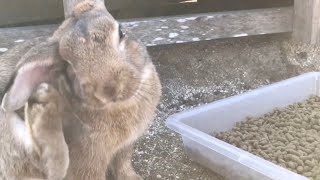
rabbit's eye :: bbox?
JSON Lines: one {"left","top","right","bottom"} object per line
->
{"left": 119, "top": 25, "right": 125, "bottom": 40}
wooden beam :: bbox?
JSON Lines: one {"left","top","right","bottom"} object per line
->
{"left": 293, "top": 0, "right": 320, "bottom": 44}
{"left": 63, "top": 0, "right": 104, "bottom": 18}
{"left": 120, "top": 7, "right": 293, "bottom": 46}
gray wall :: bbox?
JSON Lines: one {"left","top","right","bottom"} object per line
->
{"left": 0, "top": 0, "right": 292, "bottom": 27}
{"left": 0, "top": 0, "right": 64, "bottom": 27}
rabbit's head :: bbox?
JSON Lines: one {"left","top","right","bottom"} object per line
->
{"left": 1, "top": 0, "right": 154, "bottom": 111}
{"left": 0, "top": 1, "right": 98, "bottom": 112}
{"left": 59, "top": 3, "right": 151, "bottom": 108}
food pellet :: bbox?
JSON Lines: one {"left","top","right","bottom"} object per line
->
{"left": 213, "top": 96, "right": 320, "bottom": 179}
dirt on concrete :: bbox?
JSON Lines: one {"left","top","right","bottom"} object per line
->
{"left": 2, "top": 26, "right": 320, "bottom": 180}
{"left": 133, "top": 33, "right": 320, "bottom": 180}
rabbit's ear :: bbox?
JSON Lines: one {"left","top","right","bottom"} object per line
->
{"left": 72, "top": 0, "right": 95, "bottom": 18}
{"left": 1, "top": 61, "right": 53, "bottom": 112}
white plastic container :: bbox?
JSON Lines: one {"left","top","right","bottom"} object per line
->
{"left": 165, "top": 72, "right": 320, "bottom": 180}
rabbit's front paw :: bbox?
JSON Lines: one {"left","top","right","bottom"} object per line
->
{"left": 25, "top": 83, "right": 69, "bottom": 180}
{"left": 25, "top": 82, "right": 64, "bottom": 137}
{"left": 28, "top": 83, "right": 59, "bottom": 106}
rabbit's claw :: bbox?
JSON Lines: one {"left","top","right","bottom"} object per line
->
{"left": 28, "top": 83, "right": 59, "bottom": 107}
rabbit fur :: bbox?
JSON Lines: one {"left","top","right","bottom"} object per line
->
{"left": 0, "top": 2, "right": 95, "bottom": 179}
{"left": 1, "top": 0, "right": 161, "bottom": 180}
{"left": 58, "top": 1, "right": 162, "bottom": 179}
{"left": 0, "top": 82, "right": 69, "bottom": 180}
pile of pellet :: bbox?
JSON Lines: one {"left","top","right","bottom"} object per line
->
{"left": 213, "top": 95, "right": 320, "bottom": 179}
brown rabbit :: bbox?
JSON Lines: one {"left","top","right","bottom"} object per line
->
{"left": 2, "top": 1, "right": 162, "bottom": 179}
{"left": 0, "top": 82, "right": 69, "bottom": 180}
{"left": 59, "top": 2, "right": 162, "bottom": 179}
{"left": 0, "top": 2, "right": 99, "bottom": 179}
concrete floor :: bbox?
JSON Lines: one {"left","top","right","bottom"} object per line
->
{"left": 134, "top": 34, "right": 320, "bottom": 180}
{"left": 1, "top": 25, "right": 320, "bottom": 180}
